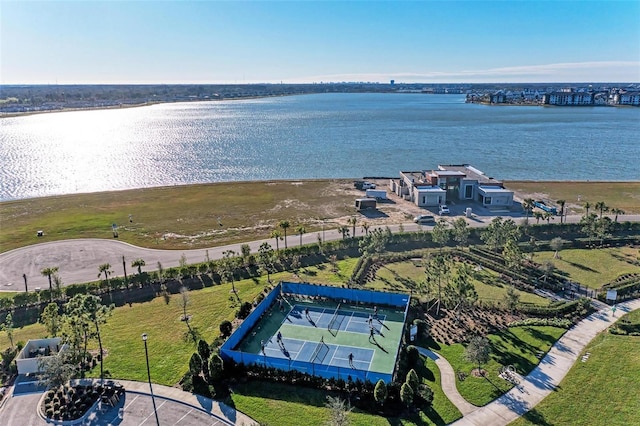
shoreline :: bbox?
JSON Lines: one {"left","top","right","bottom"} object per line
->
{"left": 2, "top": 178, "right": 640, "bottom": 204}
{"left": 0, "top": 93, "right": 299, "bottom": 119}
{"left": 2, "top": 178, "right": 640, "bottom": 205}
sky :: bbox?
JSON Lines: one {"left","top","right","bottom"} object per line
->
{"left": 1, "top": 0, "right": 639, "bottom": 84}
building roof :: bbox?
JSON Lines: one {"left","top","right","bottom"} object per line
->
{"left": 437, "top": 164, "right": 503, "bottom": 185}
{"left": 415, "top": 186, "right": 446, "bottom": 193}
{"left": 431, "top": 170, "right": 466, "bottom": 177}
{"left": 478, "top": 186, "right": 513, "bottom": 194}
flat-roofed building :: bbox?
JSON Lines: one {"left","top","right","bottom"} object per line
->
{"left": 394, "top": 164, "right": 513, "bottom": 209}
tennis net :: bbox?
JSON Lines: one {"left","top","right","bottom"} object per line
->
{"left": 310, "top": 336, "right": 329, "bottom": 364}
{"left": 327, "top": 303, "right": 342, "bottom": 332}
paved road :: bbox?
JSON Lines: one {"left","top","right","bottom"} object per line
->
{"left": 1, "top": 214, "right": 638, "bottom": 291}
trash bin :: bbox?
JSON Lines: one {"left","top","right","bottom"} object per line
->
{"left": 465, "top": 207, "right": 472, "bottom": 218}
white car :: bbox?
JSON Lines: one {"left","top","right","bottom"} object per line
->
{"left": 438, "top": 205, "right": 450, "bottom": 215}
{"left": 361, "top": 182, "right": 376, "bottom": 190}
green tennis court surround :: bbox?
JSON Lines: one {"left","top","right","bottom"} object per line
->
{"left": 220, "top": 282, "right": 410, "bottom": 383}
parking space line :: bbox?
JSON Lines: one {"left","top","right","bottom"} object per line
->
{"left": 124, "top": 394, "right": 139, "bottom": 410}
{"left": 175, "top": 408, "right": 194, "bottom": 424}
{"left": 139, "top": 400, "right": 166, "bottom": 425}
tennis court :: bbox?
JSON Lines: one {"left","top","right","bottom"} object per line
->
{"left": 221, "top": 282, "right": 410, "bottom": 383}
{"left": 285, "top": 304, "right": 388, "bottom": 336}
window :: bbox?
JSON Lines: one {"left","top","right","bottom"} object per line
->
{"left": 464, "top": 185, "right": 473, "bottom": 199}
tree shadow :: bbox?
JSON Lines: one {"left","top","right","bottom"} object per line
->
{"left": 562, "top": 259, "right": 599, "bottom": 273}
{"left": 521, "top": 408, "right": 555, "bottom": 426}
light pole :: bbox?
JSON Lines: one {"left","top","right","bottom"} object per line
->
{"left": 142, "top": 333, "right": 160, "bottom": 426}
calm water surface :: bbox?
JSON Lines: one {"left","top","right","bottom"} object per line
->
{"left": 1, "top": 93, "right": 638, "bottom": 201}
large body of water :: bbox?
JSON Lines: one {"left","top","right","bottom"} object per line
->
{"left": 1, "top": 93, "right": 639, "bottom": 201}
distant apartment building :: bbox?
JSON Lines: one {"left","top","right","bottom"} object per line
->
{"left": 544, "top": 91, "right": 594, "bottom": 106}
{"left": 616, "top": 91, "right": 640, "bottom": 106}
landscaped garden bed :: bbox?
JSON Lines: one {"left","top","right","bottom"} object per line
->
{"left": 40, "top": 381, "right": 124, "bottom": 422}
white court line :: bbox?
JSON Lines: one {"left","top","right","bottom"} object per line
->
{"left": 344, "top": 310, "right": 355, "bottom": 331}
{"left": 124, "top": 394, "right": 140, "bottom": 410}
{"left": 139, "top": 400, "right": 166, "bottom": 426}
{"left": 292, "top": 341, "right": 307, "bottom": 361}
{"left": 175, "top": 408, "right": 194, "bottom": 424}
{"left": 326, "top": 345, "right": 339, "bottom": 366}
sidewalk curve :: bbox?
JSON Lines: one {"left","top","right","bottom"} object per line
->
{"left": 416, "top": 347, "right": 477, "bottom": 416}
{"left": 451, "top": 298, "right": 640, "bottom": 425}
{"left": 117, "top": 379, "right": 256, "bottom": 426}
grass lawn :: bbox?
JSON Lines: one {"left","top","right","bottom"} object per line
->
{"left": 433, "top": 326, "right": 566, "bottom": 407}
{"left": 510, "top": 332, "right": 640, "bottom": 426}
{"left": 0, "top": 179, "right": 357, "bottom": 253}
{"left": 534, "top": 247, "right": 640, "bottom": 289}
{"left": 0, "top": 279, "right": 266, "bottom": 386}
{"left": 228, "top": 352, "right": 462, "bottom": 426}
{"left": 89, "top": 279, "right": 266, "bottom": 385}
{"left": 503, "top": 181, "right": 640, "bottom": 214}
{"left": 370, "top": 261, "right": 549, "bottom": 306}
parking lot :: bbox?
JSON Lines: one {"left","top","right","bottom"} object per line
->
{"left": 0, "top": 390, "right": 235, "bottom": 426}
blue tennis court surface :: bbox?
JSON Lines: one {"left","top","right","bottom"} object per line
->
{"left": 262, "top": 336, "right": 374, "bottom": 371}
{"left": 285, "top": 304, "right": 387, "bottom": 335}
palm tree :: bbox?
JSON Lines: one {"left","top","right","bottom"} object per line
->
{"left": 611, "top": 208, "right": 625, "bottom": 223}
{"left": 595, "top": 201, "right": 608, "bottom": 219}
{"left": 98, "top": 263, "right": 112, "bottom": 292}
{"left": 270, "top": 229, "right": 282, "bottom": 251}
{"left": 556, "top": 200, "right": 566, "bottom": 223}
{"left": 533, "top": 211, "right": 544, "bottom": 224}
{"left": 131, "top": 258, "right": 146, "bottom": 275}
{"left": 348, "top": 217, "right": 357, "bottom": 238}
{"left": 279, "top": 220, "right": 290, "bottom": 249}
{"left": 296, "top": 225, "right": 306, "bottom": 246}
{"left": 40, "top": 266, "right": 59, "bottom": 301}
{"left": 337, "top": 226, "right": 350, "bottom": 240}
{"left": 131, "top": 258, "right": 146, "bottom": 286}
{"left": 522, "top": 198, "right": 535, "bottom": 220}
{"left": 222, "top": 250, "right": 240, "bottom": 301}
{"left": 361, "top": 221, "right": 370, "bottom": 236}
{"left": 584, "top": 201, "right": 591, "bottom": 216}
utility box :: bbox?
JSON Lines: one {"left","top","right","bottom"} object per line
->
{"left": 366, "top": 189, "right": 387, "bottom": 200}
{"left": 355, "top": 198, "right": 377, "bottom": 211}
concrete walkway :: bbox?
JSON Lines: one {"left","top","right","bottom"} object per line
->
{"left": 417, "top": 347, "right": 477, "bottom": 416}
{"left": 449, "top": 298, "right": 640, "bottom": 425}
{"left": 117, "top": 379, "right": 256, "bottom": 426}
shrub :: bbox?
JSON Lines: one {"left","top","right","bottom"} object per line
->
{"left": 189, "top": 353, "right": 203, "bottom": 375}
{"left": 219, "top": 320, "right": 232, "bottom": 337}
{"left": 236, "top": 302, "right": 253, "bottom": 319}
{"left": 405, "top": 345, "right": 420, "bottom": 368}
{"left": 197, "top": 339, "right": 211, "bottom": 361}
{"left": 400, "top": 382, "right": 414, "bottom": 407}
{"left": 406, "top": 369, "right": 419, "bottom": 392}
{"left": 417, "top": 383, "right": 434, "bottom": 408}
{"left": 208, "top": 354, "right": 224, "bottom": 382}
{"left": 373, "top": 379, "right": 387, "bottom": 405}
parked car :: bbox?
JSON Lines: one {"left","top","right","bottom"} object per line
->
{"left": 439, "top": 205, "right": 450, "bottom": 215}
{"left": 361, "top": 182, "right": 376, "bottom": 190}
{"left": 414, "top": 214, "right": 436, "bottom": 224}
